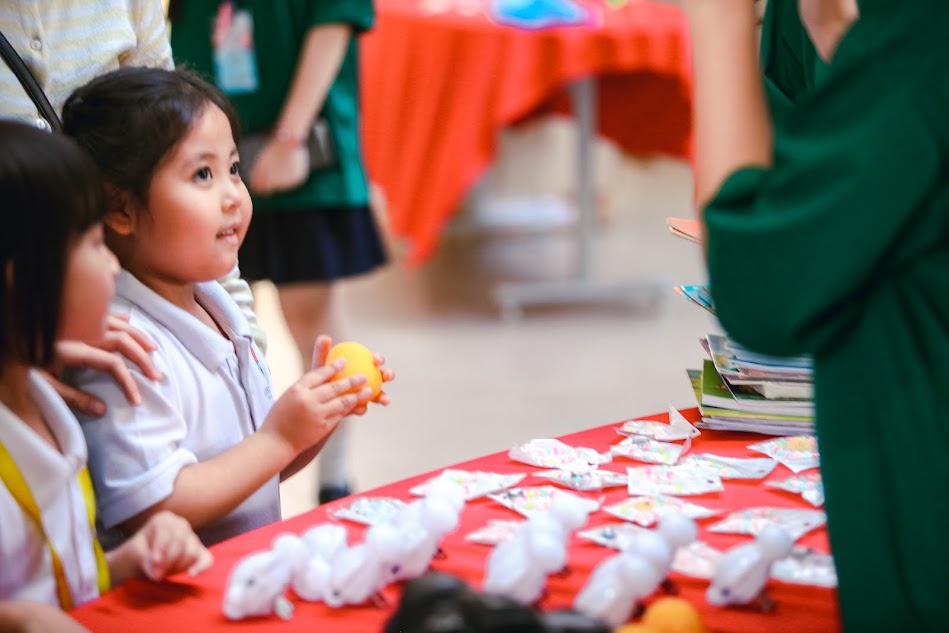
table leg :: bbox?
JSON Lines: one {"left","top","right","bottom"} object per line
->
{"left": 493, "top": 77, "right": 667, "bottom": 320}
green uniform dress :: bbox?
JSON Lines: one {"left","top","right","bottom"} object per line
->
{"left": 759, "top": 0, "right": 825, "bottom": 119}
{"left": 171, "top": 0, "right": 386, "bottom": 283}
{"left": 704, "top": 1, "right": 949, "bottom": 630}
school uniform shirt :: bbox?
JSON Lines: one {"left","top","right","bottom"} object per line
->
{"left": 704, "top": 2, "right": 949, "bottom": 631}
{"left": 170, "top": 0, "right": 374, "bottom": 210}
{"left": 73, "top": 271, "right": 280, "bottom": 548}
{"left": 0, "top": 371, "right": 100, "bottom": 605}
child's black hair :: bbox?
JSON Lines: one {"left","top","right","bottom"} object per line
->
{"left": 0, "top": 121, "right": 107, "bottom": 368}
{"left": 61, "top": 66, "right": 241, "bottom": 205}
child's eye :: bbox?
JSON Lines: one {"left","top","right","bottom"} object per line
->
{"left": 193, "top": 166, "right": 212, "bottom": 182}
{"left": 230, "top": 161, "right": 240, "bottom": 176}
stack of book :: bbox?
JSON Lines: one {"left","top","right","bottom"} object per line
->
{"left": 668, "top": 217, "right": 816, "bottom": 435}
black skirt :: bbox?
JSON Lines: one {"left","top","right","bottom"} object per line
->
{"left": 238, "top": 204, "right": 387, "bottom": 284}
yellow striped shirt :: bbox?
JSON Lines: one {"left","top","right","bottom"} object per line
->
{"left": 0, "top": 0, "right": 172, "bottom": 128}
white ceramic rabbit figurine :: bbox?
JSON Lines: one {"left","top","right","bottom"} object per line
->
{"left": 324, "top": 522, "right": 404, "bottom": 608}
{"left": 573, "top": 548, "right": 665, "bottom": 627}
{"left": 706, "top": 523, "right": 794, "bottom": 611}
{"left": 222, "top": 533, "right": 308, "bottom": 620}
{"left": 292, "top": 523, "right": 349, "bottom": 602}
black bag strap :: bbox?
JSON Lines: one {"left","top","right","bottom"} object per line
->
{"left": 0, "top": 30, "right": 62, "bottom": 132}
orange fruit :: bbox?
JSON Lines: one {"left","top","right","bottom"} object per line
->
{"left": 615, "top": 625, "right": 660, "bottom": 633}
{"left": 640, "top": 597, "right": 705, "bottom": 633}
{"left": 326, "top": 341, "right": 382, "bottom": 404}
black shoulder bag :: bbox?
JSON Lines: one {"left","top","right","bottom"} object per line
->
{"left": 0, "top": 30, "right": 62, "bottom": 132}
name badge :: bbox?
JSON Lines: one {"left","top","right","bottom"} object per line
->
{"left": 212, "top": 1, "right": 259, "bottom": 95}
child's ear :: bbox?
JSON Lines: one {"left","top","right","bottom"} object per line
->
{"left": 103, "top": 184, "right": 137, "bottom": 236}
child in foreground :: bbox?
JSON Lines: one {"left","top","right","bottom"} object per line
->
{"left": 62, "top": 67, "right": 393, "bottom": 548}
{"left": 0, "top": 121, "right": 212, "bottom": 632}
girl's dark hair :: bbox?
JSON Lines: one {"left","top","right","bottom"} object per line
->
{"left": 0, "top": 121, "right": 107, "bottom": 368}
{"left": 62, "top": 66, "right": 241, "bottom": 204}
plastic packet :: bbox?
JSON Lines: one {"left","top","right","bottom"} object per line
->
{"left": 465, "top": 519, "right": 524, "bottom": 545}
{"left": 671, "top": 540, "right": 723, "bottom": 579}
{"left": 765, "top": 472, "right": 824, "bottom": 507}
{"left": 707, "top": 507, "right": 826, "bottom": 541}
{"left": 331, "top": 497, "right": 407, "bottom": 526}
{"left": 576, "top": 523, "right": 650, "bottom": 550}
{"left": 487, "top": 485, "right": 599, "bottom": 518}
{"left": 509, "top": 438, "right": 612, "bottom": 472}
{"left": 610, "top": 434, "right": 692, "bottom": 465}
{"left": 534, "top": 468, "right": 627, "bottom": 491}
{"left": 748, "top": 435, "right": 820, "bottom": 473}
{"left": 689, "top": 453, "right": 778, "bottom": 480}
{"left": 771, "top": 546, "right": 837, "bottom": 588}
{"left": 616, "top": 405, "right": 701, "bottom": 442}
{"left": 626, "top": 463, "right": 724, "bottom": 497}
{"left": 409, "top": 469, "right": 527, "bottom": 500}
{"left": 602, "top": 495, "right": 719, "bottom": 527}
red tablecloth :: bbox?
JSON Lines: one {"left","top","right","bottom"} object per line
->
{"left": 361, "top": 0, "right": 693, "bottom": 266}
{"left": 71, "top": 409, "right": 840, "bottom": 632}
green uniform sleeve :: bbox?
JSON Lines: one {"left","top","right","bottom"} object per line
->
{"left": 705, "top": 62, "right": 939, "bottom": 358}
{"left": 759, "top": 0, "right": 823, "bottom": 120}
{"left": 304, "top": 0, "right": 373, "bottom": 32}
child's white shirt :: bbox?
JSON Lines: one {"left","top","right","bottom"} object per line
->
{"left": 73, "top": 270, "right": 280, "bottom": 547}
{"left": 0, "top": 370, "right": 100, "bottom": 605}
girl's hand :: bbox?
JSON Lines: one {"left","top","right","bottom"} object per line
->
{"left": 312, "top": 335, "right": 394, "bottom": 415}
{"left": 262, "top": 356, "right": 370, "bottom": 455}
{"left": 118, "top": 511, "right": 213, "bottom": 582}
{"left": 44, "top": 314, "right": 162, "bottom": 416}
{"left": 248, "top": 137, "right": 309, "bottom": 195}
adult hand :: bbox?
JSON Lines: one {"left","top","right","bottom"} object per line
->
{"left": 43, "top": 314, "right": 162, "bottom": 416}
{"left": 248, "top": 138, "right": 309, "bottom": 195}
{"left": 798, "top": 0, "right": 858, "bottom": 61}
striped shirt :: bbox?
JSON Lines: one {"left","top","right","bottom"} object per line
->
{"left": 0, "top": 0, "right": 173, "bottom": 129}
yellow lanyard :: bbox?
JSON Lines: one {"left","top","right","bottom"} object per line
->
{"left": 0, "top": 440, "right": 110, "bottom": 609}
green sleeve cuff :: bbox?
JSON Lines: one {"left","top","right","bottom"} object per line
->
{"left": 306, "top": 0, "right": 374, "bottom": 32}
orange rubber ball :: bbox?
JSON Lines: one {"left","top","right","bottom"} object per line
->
{"left": 326, "top": 341, "right": 382, "bottom": 405}
{"left": 640, "top": 597, "right": 706, "bottom": 633}
{"left": 614, "top": 625, "right": 660, "bottom": 633}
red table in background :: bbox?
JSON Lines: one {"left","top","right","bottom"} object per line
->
{"left": 360, "top": 0, "right": 693, "bottom": 266}
{"left": 71, "top": 409, "right": 840, "bottom": 633}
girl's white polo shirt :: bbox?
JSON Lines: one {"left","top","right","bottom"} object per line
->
{"left": 73, "top": 271, "right": 281, "bottom": 547}
{"left": 0, "top": 371, "right": 101, "bottom": 605}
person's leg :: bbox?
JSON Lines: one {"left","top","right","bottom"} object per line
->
{"left": 277, "top": 281, "right": 353, "bottom": 503}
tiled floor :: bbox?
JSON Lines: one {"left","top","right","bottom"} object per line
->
{"left": 262, "top": 116, "right": 717, "bottom": 518}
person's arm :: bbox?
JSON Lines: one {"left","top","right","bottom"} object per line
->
{"left": 0, "top": 602, "right": 91, "bottom": 633}
{"left": 247, "top": 24, "right": 351, "bottom": 195}
{"left": 113, "top": 361, "right": 370, "bottom": 533}
{"left": 126, "top": 0, "right": 174, "bottom": 70}
{"left": 696, "top": 24, "right": 940, "bottom": 357}
{"left": 685, "top": 0, "right": 773, "bottom": 208}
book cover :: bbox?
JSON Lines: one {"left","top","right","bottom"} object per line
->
{"left": 666, "top": 217, "right": 703, "bottom": 244}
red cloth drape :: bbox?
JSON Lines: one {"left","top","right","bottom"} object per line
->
{"left": 360, "top": 0, "right": 693, "bottom": 266}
